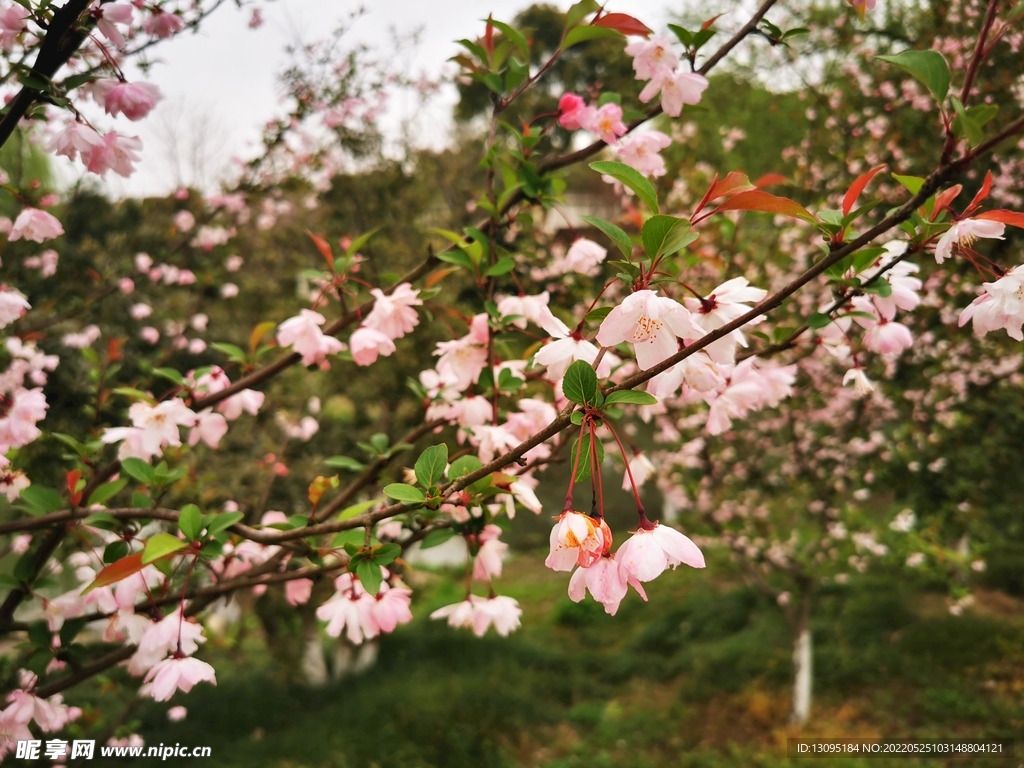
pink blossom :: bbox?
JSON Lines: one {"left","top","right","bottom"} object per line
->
{"left": 934, "top": 218, "right": 1004, "bottom": 263}
{"left": 843, "top": 367, "right": 875, "bottom": 397}
{"left": 140, "top": 326, "right": 160, "bottom": 344}
{"left": 557, "top": 94, "right": 587, "bottom": 130}
{"left": 316, "top": 575, "right": 380, "bottom": 644}
{"left": 83, "top": 131, "right": 143, "bottom": 177}
{"left": 47, "top": 121, "right": 104, "bottom": 162}
{"left": 285, "top": 578, "right": 314, "bottom": 606}
{"left": 350, "top": 326, "right": 397, "bottom": 366}
{"left": 8, "top": 208, "right": 63, "bottom": 243}
{"left": 0, "top": 388, "right": 48, "bottom": 452}
{"left": 685, "top": 277, "right": 767, "bottom": 364}
{"left": 188, "top": 409, "right": 228, "bottom": 448}
{"left": 622, "top": 452, "right": 656, "bottom": 491}
{"left": 496, "top": 292, "right": 569, "bottom": 337}
{"left": 23, "top": 248, "right": 59, "bottom": 277}
{"left": 639, "top": 67, "right": 708, "bottom": 117}
{"left": 568, "top": 554, "right": 647, "bottom": 615}
{"left": 101, "top": 399, "right": 196, "bottom": 459}
{"left": 217, "top": 389, "right": 264, "bottom": 421}
{"left": 433, "top": 314, "right": 490, "bottom": 390}
{"left": 166, "top": 706, "right": 188, "bottom": 722}
{"left": 580, "top": 102, "right": 627, "bottom": 145}
{"left": 372, "top": 583, "right": 413, "bottom": 631}
{"left": 597, "top": 289, "right": 700, "bottom": 370}
{"left": 959, "top": 265, "right": 1024, "bottom": 341}
{"left": 430, "top": 595, "right": 521, "bottom": 636}
{"left": 616, "top": 130, "right": 672, "bottom": 177}
{"left": 863, "top": 319, "right": 914, "bottom": 355}
{"left": 624, "top": 34, "right": 677, "bottom": 80}
{"left": 173, "top": 210, "right": 195, "bottom": 231}
{"left": 647, "top": 351, "right": 724, "bottom": 397}
{"left": 0, "top": 4, "right": 29, "bottom": 50}
{"left": 472, "top": 524, "right": 508, "bottom": 580}
{"left": 364, "top": 283, "right": 422, "bottom": 339}
{"left": 95, "top": 2, "right": 133, "bottom": 48}
{"left": 545, "top": 511, "right": 609, "bottom": 571}
{"left": 276, "top": 309, "right": 344, "bottom": 366}
{"left": 144, "top": 657, "right": 217, "bottom": 701}
{"left": 0, "top": 287, "right": 30, "bottom": 328}
{"left": 221, "top": 283, "right": 239, "bottom": 298}
{"left": 534, "top": 335, "right": 610, "bottom": 383}
{"left": 129, "top": 608, "right": 206, "bottom": 675}
{"left": 617, "top": 523, "right": 705, "bottom": 583}
{"left": 143, "top": 11, "right": 185, "bottom": 38}
{"left": 847, "top": 0, "right": 876, "bottom": 20}
{"left": 99, "top": 80, "right": 162, "bottom": 120}
{"left": 564, "top": 238, "right": 607, "bottom": 276}
{"left": 225, "top": 254, "right": 244, "bottom": 272}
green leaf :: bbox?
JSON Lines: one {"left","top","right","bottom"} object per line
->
{"left": 324, "top": 455, "right": 367, "bottom": 471}
{"left": 449, "top": 455, "right": 483, "bottom": 479}
{"left": 120, "top": 458, "right": 155, "bottom": 485}
{"left": 206, "top": 511, "right": 244, "bottom": 535}
{"left": 179, "top": 504, "right": 203, "bottom": 541}
{"left": 876, "top": 50, "right": 949, "bottom": 101}
{"left": 580, "top": 215, "right": 633, "bottom": 258}
{"left": 87, "top": 478, "right": 128, "bottom": 506}
{"left": 83, "top": 512, "right": 121, "bottom": 531}
{"left": 584, "top": 306, "right": 613, "bottom": 324}
{"left": 344, "top": 228, "right": 380, "bottom": 259}
{"left": 563, "top": 360, "right": 598, "bottom": 405}
{"left": 383, "top": 483, "right": 426, "bottom": 505}
{"left": 0, "top": 574, "right": 22, "bottom": 590}
{"left": 19, "top": 486, "right": 65, "bottom": 515}
{"left": 355, "top": 559, "right": 383, "bottom": 596}
{"left": 337, "top": 498, "right": 382, "bottom": 521}
{"left": 487, "top": 19, "right": 529, "bottom": 60}
{"left": 484, "top": 255, "right": 516, "bottom": 276}
{"left": 210, "top": 342, "right": 248, "bottom": 362}
{"left": 562, "top": 24, "right": 621, "bottom": 50}
{"left": 152, "top": 368, "right": 185, "bottom": 386}
{"left": 420, "top": 528, "right": 456, "bottom": 549}
{"left": 641, "top": 215, "right": 692, "bottom": 259}
{"left": 373, "top": 543, "right": 402, "bottom": 566}
{"left": 892, "top": 173, "right": 925, "bottom": 195}
{"left": 414, "top": 444, "right": 449, "bottom": 488}
{"left": 565, "top": 0, "right": 599, "bottom": 28}
{"left": 603, "top": 390, "right": 658, "bottom": 406}
{"left": 589, "top": 161, "right": 658, "bottom": 213}
{"left": 862, "top": 279, "right": 893, "bottom": 298}
{"left": 142, "top": 533, "right": 187, "bottom": 564}
{"left": 807, "top": 312, "right": 833, "bottom": 329}
{"left": 103, "top": 540, "right": 129, "bottom": 564}
{"left": 569, "top": 436, "right": 604, "bottom": 482}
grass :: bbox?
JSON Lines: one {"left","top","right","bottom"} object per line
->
{"left": 95, "top": 553, "right": 1024, "bottom": 767}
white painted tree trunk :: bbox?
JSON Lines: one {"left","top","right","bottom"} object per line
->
{"left": 790, "top": 623, "right": 812, "bottom": 726}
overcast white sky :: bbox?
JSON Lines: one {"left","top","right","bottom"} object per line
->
{"left": 88, "top": 0, "right": 676, "bottom": 197}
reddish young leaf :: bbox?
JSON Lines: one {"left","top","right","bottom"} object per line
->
{"left": 930, "top": 184, "right": 963, "bottom": 221}
{"left": 107, "top": 338, "right": 123, "bottom": 363}
{"left": 66, "top": 469, "right": 82, "bottom": 506}
{"left": 701, "top": 13, "right": 725, "bottom": 30}
{"left": 842, "top": 164, "right": 887, "bottom": 215}
{"left": 711, "top": 190, "right": 817, "bottom": 222}
{"left": 83, "top": 553, "right": 145, "bottom": 594}
{"left": 306, "top": 230, "right": 334, "bottom": 269}
{"left": 593, "top": 13, "right": 653, "bottom": 37}
{"left": 753, "top": 173, "right": 788, "bottom": 189}
{"left": 425, "top": 267, "right": 457, "bottom": 289}
{"left": 692, "top": 172, "right": 753, "bottom": 217}
{"left": 484, "top": 14, "right": 494, "bottom": 53}
{"left": 964, "top": 170, "right": 993, "bottom": 215}
{"left": 976, "top": 209, "right": 1024, "bottom": 229}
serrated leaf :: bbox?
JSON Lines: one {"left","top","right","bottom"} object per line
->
{"left": 19, "top": 486, "right": 65, "bottom": 514}
{"left": 87, "top": 478, "right": 128, "bottom": 506}
{"left": 338, "top": 498, "right": 382, "bottom": 521}
{"left": 142, "top": 533, "right": 187, "bottom": 564}
{"left": 384, "top": 483, "right": 426, "bottom": 505}
{"left": 808, "top": 312, "right": 833, "bottom": 329}
{"left": 324, "top": 455, "right": 367, "bottom": 471}
{"left": 603, "top": 390, "right": 658, "bottom": 406}
{"left": 206, "top": 511, "right": 244, "bottom": 535}
{"left": 355, "top": 559, "right": 382, "bottom": 596}
{"left": 580, "top": 214, "right": 633, "bottom": 258}
{"left": 590, "top": 161, "right": 658, "bottom": 212}
{"left": 420, "top": 528, "right": 456, "bottom": 549}
{"left": 876, "top": 50, "right": 949, "bottom": 101}
{"left": 179, "top": 504, "right": 203, "bottom": 541}
{"left": 120, "top": 458, "right": 155, "bottom": 485}
{"left": 641, "top": 215, "right": 692, "bottom": 259}
{"left": 414, "top": 444, "right": 449, "bottom": 488}
{"left": 449, "top": 455, "right": 483, "bottom": 479}
{"left": 563, "top": 360, "right": 598, "bottom": 405}
{"left": 562, "top": 24, "right": 621, "bottom": 50}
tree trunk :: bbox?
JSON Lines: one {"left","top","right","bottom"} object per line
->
{"left": 790, "top": 590, "right": 813, "bottom": 726}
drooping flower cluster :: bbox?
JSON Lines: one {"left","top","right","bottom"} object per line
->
{"left": 316, "top": 572, "right": 413, "bottom": 644}
{"left": 350, "top": 282, "right": 423, "bottom": 366}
